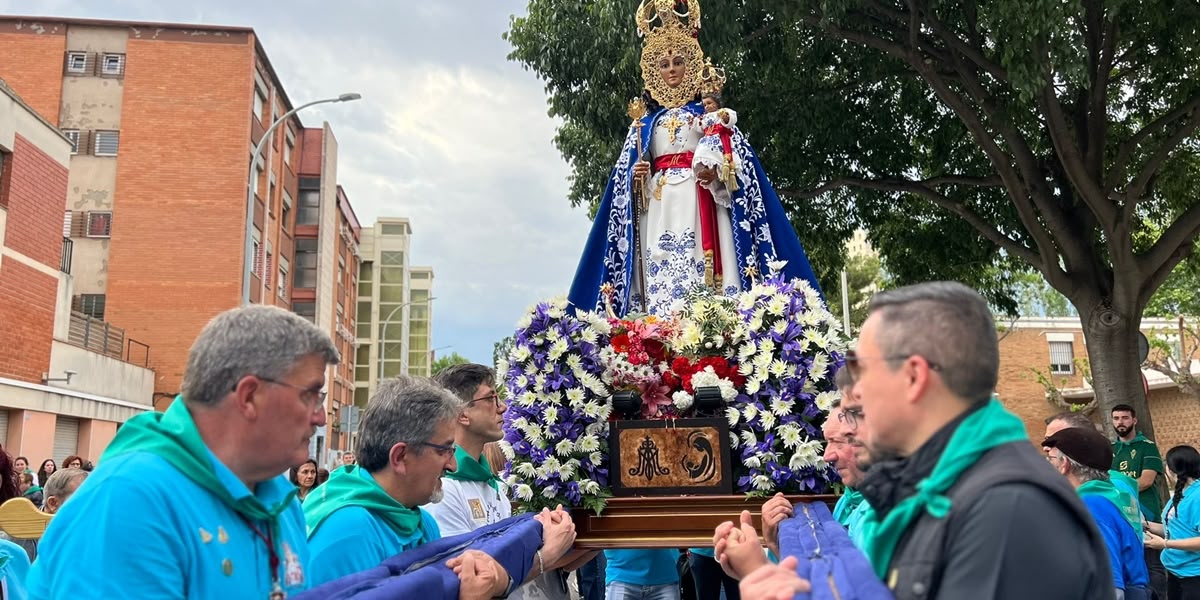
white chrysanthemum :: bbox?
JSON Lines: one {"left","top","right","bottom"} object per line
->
{"left": 726, "top": 406, "right": 741, "bottom": 427}
{"left": 717, "top": 378, "right": 738, "bottom": 401}
{"left": 543, "top": 406, "right": 559, "bottom": 423}
{"left": 515, "top": 462, "right": 537, "bottom": 477}
{"left": 752, "top": 474, "right": 774, "bottom": 491}
{"left": 514, "top": 346, "right": 532, "bottom": 362}
{"left": 589, "top": 451, "right": 604, "bottom": 466}
{"left": 499, "top": 440, "right": 516, "bottom": 460}
{"left": 515, "top": 484, "right": 534, "bottom": 501}
{"left": 766, "top": 296, "right": 787, "bottom": 317}
{"left": 748, "top": 316, "right": 764, "bottom": 331}
{"left": 769, "top": 359, "right": 788, "bottom": 378}
{"left": 815, "top": 391, "right": 839, "bottom": 412}
{"left": 744, "top": 377, "right": 761, "bottom": 395}
{"left": 767, "top": 259, "right": 789, "bottom": 273}
{"left": 680, "top": 322, "right": 703, "bottom": 349}
{"left": 759, "top": 338, "right": 778, "bottom": 354}
{"left": 516, "top": 314, "right": 534, "bottom": 330}
{"left": 760, "top": 409, "right": 777, "bottom": 430}
{"left": 745, "top": 455, "right": 762, "bottom": 469}
{"left": 566, "top": 387, "right": 585, "bottom": 405}
{"left": 810, "top": 354, "right": 830, "bottom": 381}
{"left": 577, "top": 434, "right": 600, "bottom": 453}
{"left": 740, "top": 430, "right": 758, "bottom": 447}
{"left": 580, "top": 479, "right": 601, "bottom": 495}
{"left": 729, "top": 431, "right": 740, "bottom": 449}
{"left": 555, "top": 439, "right": 574, "bottom": 456}
{"left": 547, "top": 338, "right": 569, "bottom": 361}
{"left": 541, "top": 485, "right": 560, "bottom": 499}
{"left": 738, "top": 361, "right": 755, "bottom": 377}
{"left": 673, "top": 390, "right": 694, "bottom": 411}
{"left": 580, "top": 328, "right": 599, "bottom": 344}
{"left": 743, "top": 404, "right": 759, "bottom": 421}
{"left": 770, "top": 397, "right": 794, "bottom": 416}
{"left": 778, "top": 424, "right": 803, "bottom": 449}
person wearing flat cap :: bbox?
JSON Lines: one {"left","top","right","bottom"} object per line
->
{"left": 1045, "top": 427, "right": 1151, "bottom": 600}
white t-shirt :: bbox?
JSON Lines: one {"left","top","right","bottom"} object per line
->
{"left": 424, "top": 479, "right": 568, "bottom": 600}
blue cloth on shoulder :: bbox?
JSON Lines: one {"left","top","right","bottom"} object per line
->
{"left": 778, "top": 501, "right": 893, "bottom": 600}
{"left": 293, "top": 513, "right": 541, "bottom": 600}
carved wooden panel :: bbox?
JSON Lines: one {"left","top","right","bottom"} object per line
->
{"left": 610, "top": 418, "right": 732, "bottom": 496}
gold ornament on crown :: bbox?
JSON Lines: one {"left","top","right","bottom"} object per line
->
{"left": 698, "top": 58, "right": 726, "bottom": 96}
{"left": 637, "top": 0, "right": 707, "bottom": 109}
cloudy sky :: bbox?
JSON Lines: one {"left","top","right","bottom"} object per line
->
{"left": 1, "top": 0, "right": 595, "bottom": 364}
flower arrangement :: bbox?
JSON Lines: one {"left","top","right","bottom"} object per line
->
{"left": 498, "top": 266, "right": 847, "bottom": 513}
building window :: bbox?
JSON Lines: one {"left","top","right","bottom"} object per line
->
{"left": 93, "top": 130, "right": 120, "bottom": 156}
{"left": 72, "top": 294, "right": 106, "bottom": 320}
{"left": 252, "top": 231, "right": 263, "bottom": 278}
{"left": 281, "top": 190, "right": 293, "bottom": 230}
{"left": 292, "top": 301, "right": 315, "bottom": 323}
{"left": 253, "top": 86, "right": 267, "bottom": 122}
{"left": 62, "top": 129, "right": 81, "bottom": 154}
{"left": 254, "top": 158, "right": 265, "bottom": 199}
{"left": 278, "top": 257, "right": 290, "bottom": 299}
{"left": 86, "top": 211, "right": 112, "bottom": 238}
{"left": 1049, "top": 341, "right": 1074, "bottom": 375}
{"left": 65, "top": 51, "right": 88, "bottom": 74}
{"left": 297, "top": 189, "right": 320, "bottom": 225}
{"left": 284, "top": 130, "right": 294, "bottom": 166}
{"left": 0, "top": 151, "right": 9, "bottom": 209}
{"left": 264, "top": 241, "right": 273, "bottom": 289}
{"left": 100, "top": 53, "right": 125, "bottom": 77}
{"left": 381, "top": 223, "right": 407, "bottom": 236}
{"left": 294, "top": 238, "right": 318, "bottom": 288}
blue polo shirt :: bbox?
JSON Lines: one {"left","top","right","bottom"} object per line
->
{"left": 1083, "top": 495, "right": 1149, "bottom": 590}
{"left": 306, "top": 467, "right": 442, "bottom": 586}
{"left": 605, "top": 549, "right": 680, "bottom": 586}
{"left": 1163, "top": 485, "right": 1200, "bottom": 577}
{"left": 27, "top": 450, "right": 310, "bottom": 598}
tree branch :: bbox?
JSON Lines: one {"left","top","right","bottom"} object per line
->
{"left": 911, "top": 0, "right": 1009, "bottom": 82}
{"left": 1128, "top": 104, "right": 1200, "bottom": 202}
{"left": 782, "top": 176, "right": 1042, "bottom": 268}
{"left": 1139, "top": 201, "right": 1200, "bottom": 299}
{"left": 1038, "top": 78, "right": 1119, "bottom": 234}
{"left": 1110, "top": 94, "right": 1200, "bottom": 192}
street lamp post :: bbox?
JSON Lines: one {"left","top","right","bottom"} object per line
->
{"left": 376, "top": 296, "right": 436, "bottom": 384}
{"left": 242, "top": 92, "right": 362, "bottom": 305}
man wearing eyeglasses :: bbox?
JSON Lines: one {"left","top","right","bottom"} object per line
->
{"left": 29, "top": 305, "right": 339, "bottom": 599}
{"left": 844, "top": 281, "right": 1113, "bottom": 600}
{"left": 304, "top": 375, "right": 515, "bottom": 599}
{"left": 427, "top": 364, "right": 579, "bottom": 600}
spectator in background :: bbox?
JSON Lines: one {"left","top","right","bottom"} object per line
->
{"left": 291, "top": 459, "right": 319, "bottom": 503}
{"left": 17, "top": 473, "right": 41, "bottom": 509}
{"left": 12, "top": 457, "right": 32, "bottom": 485}
{"left": 341, "top": 452, "right": 356, "bottom": 468}
{"left": 34, "top": 460, "right": 54, "bottom": 488}
{"left": 317, "top": 468, "right": 330, "bottom": 487}
{"left": 1112, "top": 403, "right": 1168, "bottom": 599}
{"left": 62, "top": 456, "right": 83, "bottom": 470}
{"left": 1144, "top": 445, "right": 1200, "bottom": 600}
{"left": 41, "top": 469, "right": 89, "bottom": 515}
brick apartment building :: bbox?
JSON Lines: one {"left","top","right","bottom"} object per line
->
{"left": 0, "top": 78, "right": 153, "bottom": 464}
{"left": 0, "top": 16, "right": 360, "bottom": 461}
{"left": 998, "top": 316, "right": 1200, "bottom": 451}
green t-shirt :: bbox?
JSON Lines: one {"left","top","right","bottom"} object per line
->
{"left": 1112, "top": 433, "right": 1164, "bottom": 521}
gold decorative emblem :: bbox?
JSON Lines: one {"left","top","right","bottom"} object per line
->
{"left": 222, "top": 558, "right": 233, "bottom": 576}
{"left": 217, "top": 526, "right": 229, "bottom": 544}
{"left": 636, "top": 0, "right": 707, "bottom": 109}
{"left": 199, "top": 528, "right": 213, "bottom": 544}
{"left": 698, "top": 58, "right": 726, "bottom": 96}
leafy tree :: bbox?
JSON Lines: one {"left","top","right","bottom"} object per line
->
{"left": 1011, "top": 271, "right": 1075, "bottom": 318}
{"left": 431, "top": 352, "right": 471, "bottom": 376}
{"left": 1146, "top": 258, "right": 1200, "bottom": 317}
{"left": 841, "top": 250, "right": 886, "bottom": 334}
{"left": 507, "top": 0, "right": 1200, "bottom": 437}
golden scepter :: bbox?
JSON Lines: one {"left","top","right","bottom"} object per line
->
{"left": 627, "top": 97, "right": 649, "bottom": 213}
{"left": 627, "top": 97, "right": 649, "bottom": 310}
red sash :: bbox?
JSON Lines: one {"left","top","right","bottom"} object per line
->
{"left": 653, "top": 151, "right": 722, "bottom": 286}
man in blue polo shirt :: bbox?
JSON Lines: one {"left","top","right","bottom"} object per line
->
{"left": 304, "top": 375, "right": 515, "bottom": 598}
{"left": 27, "top": 305, "right": 340, "bottom": 598}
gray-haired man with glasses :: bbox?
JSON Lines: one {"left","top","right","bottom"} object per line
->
{"left": 304, "top": 375, "right": 517, "bottom": 598}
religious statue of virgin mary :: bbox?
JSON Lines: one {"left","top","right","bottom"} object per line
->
{"left": 568, "top": 0, "right": 822, "bottom": 317}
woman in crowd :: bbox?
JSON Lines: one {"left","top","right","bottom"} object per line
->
{"left": 12, "top": 457, "right": 32, "bottom": 484}
{"left": 35, "top": 460, "right": 54, "bottom": 488}
{"left": 290, "top": 458, "right": 319, "bottom": 502}
{"left": 1146, "top": 445, "right": 1200, "bottom": 599}
{"left": 62, "top": 456, "right": 84, "bottom": 470}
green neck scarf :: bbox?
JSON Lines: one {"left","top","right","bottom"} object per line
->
{"left": 858, "top": 399, "right": 1029, "bottom": 579}
{"left": 101, "top": 398, "right": 295, "bottom": 553}
{"left": 22, "top": 486, "right": 41, "bottom": 497}
{"left": 444, "top": 445, "right": 498, "bottom": 491}
{"left": 302, "top": 465, "right": 424, "bottom": 539}
{"left": 1078, "top": 478, "right": 1141, "bottom": 531}
{"left": 833, "top": 489, "right": 865, "bottom": 525}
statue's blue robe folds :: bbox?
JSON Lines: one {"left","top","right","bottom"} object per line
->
{"left": 568, "top": 101, "right": 822, "bottom": 316}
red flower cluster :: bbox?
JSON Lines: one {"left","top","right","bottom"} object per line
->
{"left": 665, "top": 356, "right": 745, "bottom": 394}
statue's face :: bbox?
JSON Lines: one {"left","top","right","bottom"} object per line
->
{"left": 658, "top": 52, "right": 687, "bottom": 88}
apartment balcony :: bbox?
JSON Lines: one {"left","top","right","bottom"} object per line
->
{"left": 60, "top": 237, "right": 72, "bottom": 274}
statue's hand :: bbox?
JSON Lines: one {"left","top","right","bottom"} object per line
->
{"left": 696, "top": 165, "right": 718, "bottom": 185}
{"left": 633, "top": 160, "right": 651, "bottom": 180}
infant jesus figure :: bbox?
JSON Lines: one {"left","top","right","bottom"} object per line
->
{"left": 692, "top": 91, "right": 740, "bottom": 205}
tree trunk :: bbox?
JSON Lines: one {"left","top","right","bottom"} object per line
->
{"left": 1077, "top": 300, "right": 1155, "bottom": 441}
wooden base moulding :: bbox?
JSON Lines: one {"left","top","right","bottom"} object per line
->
{"left": 569, "top": 494, "right": 838, "bottom": 549}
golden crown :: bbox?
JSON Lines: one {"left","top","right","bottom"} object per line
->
{"left": 698, "top": 58, "right": 726, "bottom": 95}
{"left": 636, "top": 0, "right": 702, "bottom": 38}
